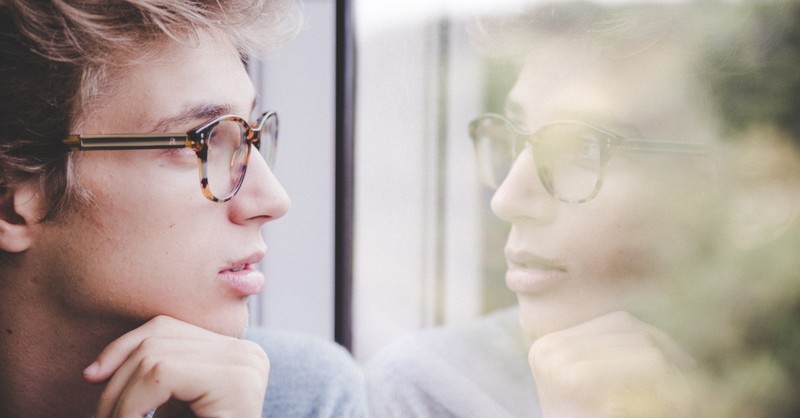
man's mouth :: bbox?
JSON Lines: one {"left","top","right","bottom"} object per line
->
{"left": 227, "top": 264, "right": 246, "bottom": 273}
{"left": 506, "top": 249, "right": 564, "bottom": 271}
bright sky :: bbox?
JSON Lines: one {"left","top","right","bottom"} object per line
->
{"left": 353, "top": 0, "right": 709, "bottom": 37}
{"left": 354, "top": 0, "right": 537, "bottom": 36}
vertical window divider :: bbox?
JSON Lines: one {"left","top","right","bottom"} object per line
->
{"left": 335, "top": 0, "right": 356, "bottom": 351}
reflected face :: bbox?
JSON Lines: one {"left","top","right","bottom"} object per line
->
{"left": 28, "top": 31, "right": 290, "bottom": 336}
{"left": 492, "top": 40, "right": 716, "bottom": 339}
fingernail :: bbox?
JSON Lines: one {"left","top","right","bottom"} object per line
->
{"left": 83, "top": 361, "right": 99, "bottom": 376}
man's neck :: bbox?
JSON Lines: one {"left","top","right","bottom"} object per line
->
{"left": 0, "top": 289, "right": 135, "bottom": 418}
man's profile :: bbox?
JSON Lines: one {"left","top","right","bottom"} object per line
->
{"left": 0, "top": 1, "right": 367, "bottom": 417}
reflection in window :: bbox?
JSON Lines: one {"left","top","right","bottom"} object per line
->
{"left": 356, "top": 1, "right": 800, "bottom": 416}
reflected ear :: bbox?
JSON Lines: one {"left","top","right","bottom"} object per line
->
{"left": 0, "top": 183, "right": 41, "bottom": 253}
{"left": 722, "top": 128, "right": 800, "bottom": 250}
{"left": 727, "top": 180, "right": 800, "bottom": 250}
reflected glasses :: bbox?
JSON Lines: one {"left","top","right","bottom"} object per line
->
{"left": 63, "top": 111, "right": 278, "bottom": 202}
{"left": 469, "top": 113, "right": 709, "bottom": 203}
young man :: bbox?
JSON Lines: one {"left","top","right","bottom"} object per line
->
{"left": 0, "top": 1, "right": 366, "bottom": 417}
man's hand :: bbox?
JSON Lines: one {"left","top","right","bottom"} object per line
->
{"left": 83, "top": 315, "right": 269, "bottom": 418}
{"left": 529, "top": 311, "right": 695, "bottom": 418}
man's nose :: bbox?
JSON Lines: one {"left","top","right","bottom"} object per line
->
{"left": 491, "top": 148, "right": 555, "bottom": 224}
{"left": 228, "top": 147, "right": 290, "bottom": 226}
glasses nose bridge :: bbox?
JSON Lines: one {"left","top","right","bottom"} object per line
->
{"left": 249, "top": 111, "right": 278, "bottom": 146}
{"left": 511, "top": 130, "right": 529, "bottom": 160}
{"left": 244, "top": 123, "right": 260, "bottom": 144}
{"left": 492, "top": 144, "right": 557, "bottom": 223}
{"left": 500, "top": 138, "right": 548, "bottom": 193}
{"left": 511, "top": 129, "right": 547, "bottom": 183}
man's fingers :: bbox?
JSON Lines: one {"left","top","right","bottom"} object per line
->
{"left": 90, "top": 331, "right": 269, "bottom": 418}
{"left": 529, "top": 311, "right": 698, "bottom": 417}
{"left": 109, "top": 359, "right": 197, "bottom": 418}
{"left": 554, "top": 311, "right": 695, "bottom": 368}
{"left": 101, "top": 360, "right": 266, "bottom": 418}
{"left": 84, "top": 316, "right": 220, "bottom": 383}
{"left": 94, "top": 338, "right": 204, "bottom": 417}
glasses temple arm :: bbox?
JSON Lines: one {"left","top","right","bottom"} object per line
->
{"left": 63, "top": 134, "right": 194, "bottom": 150}
{"left": 617, "top": 140, "right": 710, "bottom": 155}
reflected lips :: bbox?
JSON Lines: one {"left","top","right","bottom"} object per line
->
{"left": 505, "top": 250, "right": 567, "bottom": 294}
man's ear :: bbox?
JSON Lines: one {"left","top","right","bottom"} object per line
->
{"left": 727, "top": 179, "right": 800, "bottom": 250}
{"left": 0, "top": 183, "right": 41, "bottom": 253}
{"left": 722, "top": 127, "right": 800, "bottom": 250}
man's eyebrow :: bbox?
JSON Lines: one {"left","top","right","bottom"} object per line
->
{"left": 547, "top": 110, "right": 642, "bottom": 137}
{"left": 149, "top": 103, "right": 236, "bottom": 133}
{"left": 503, "top": 100, "right": 528, "bottom": 129}
{"left": 503, "top": 99, "right": 642, "bottom": 137}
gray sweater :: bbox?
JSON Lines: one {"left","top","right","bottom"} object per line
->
{"left": 246, "top": 327, "right": 368, "bottom": 418}
{"left": 365, "top": 308, "right": 541, "bottom": 417}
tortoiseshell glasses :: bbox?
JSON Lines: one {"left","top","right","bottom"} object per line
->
{"left": 63, "top": 111, "right": 278, "bottom": 202}
{"left": 469, "top": 113, "right": 709, "bottom": 203}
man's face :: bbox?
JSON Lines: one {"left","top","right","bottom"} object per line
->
{"left": 491, "top": 40, "right": 717, "bottom": 340}
{"left": 28, "top": 31, "right": 289, "bottom": 337}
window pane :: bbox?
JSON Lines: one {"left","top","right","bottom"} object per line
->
{"left": 355, "top": 1, "right": 800, "bottom": 416}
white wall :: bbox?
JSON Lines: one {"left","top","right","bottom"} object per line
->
{"left": 250, "top": 0, "right": 337, "bottom": 341}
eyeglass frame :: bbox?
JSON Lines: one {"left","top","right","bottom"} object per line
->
{"left": 62, "top": 111, "right": 278, "bottom": 203}
{"left": 468, "top": 113, "right": 710, "bottom": 203}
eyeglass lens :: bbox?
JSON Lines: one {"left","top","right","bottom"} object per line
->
{"left": 206, "top": 119, "right": 248, "bottom": 200}
{"left": 203, "top": 113, "right": 278, "bottom": 201}
{"left": 258, "top": 113, "right": 278, "bottom": 168}
{"left": 472, "top": 116, "right": 603, "bottom": 202}
{"left": 534, "top": 123, "right": 603, "bottom": 202}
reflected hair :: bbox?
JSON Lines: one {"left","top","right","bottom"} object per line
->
{"left": 0, "top": 0, "right": 299, "bottom": 222}
{"left": 469, "top": 0, "right": 800, "bottom": 149}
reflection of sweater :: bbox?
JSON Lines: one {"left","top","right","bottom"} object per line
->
{"left": 245, "top": 327, "right": 368, "bottom": 418}
{"left": 365, "top": 308, "right": 542, "bottom": 418}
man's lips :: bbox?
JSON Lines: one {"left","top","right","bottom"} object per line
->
{"left": 219, "top": 251, "right": 266, "bottom": 274}
{"left": 506, "top": 248, "right": 564, "bottom": 270}
{"left": 505, "top": 249, "right": 567, "bottom": 294}
{"left": 223, "top": 264, "right": 247, "bottom": 273}
{"left": 218, "top": 251, "right": 266, "bottom": 296}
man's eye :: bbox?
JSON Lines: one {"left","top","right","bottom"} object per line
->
{"left": 163, "top": 147, "right": 197, "bottom": 160}
{"left": 575, "top": 137, "right": 601, "bottom": 159}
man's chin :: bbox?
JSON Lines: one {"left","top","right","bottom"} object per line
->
{"left": 189, "top": 308, "right": 250, "bottom": 338}
{"left": 516, "top": 297, "right": 587, "bottom": 340}
{"left": 220, "top": 312, "right": 250, "bottom": 338}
